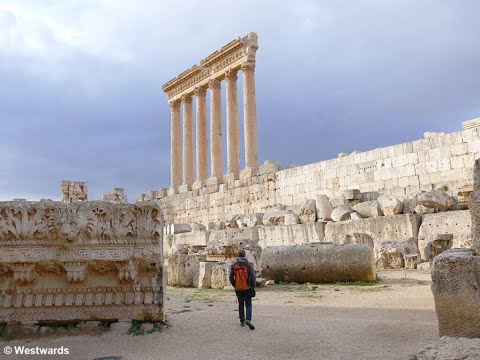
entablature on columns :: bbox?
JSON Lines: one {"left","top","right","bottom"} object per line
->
{"left": 162, "top": 32, "right": 258, "bottom": 101}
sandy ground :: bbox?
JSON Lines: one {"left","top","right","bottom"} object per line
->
{"left": 0, "top": 270, "right": 438, "bottom": 360}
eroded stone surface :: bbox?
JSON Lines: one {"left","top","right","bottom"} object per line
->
{"left": 431, "top": 249, "right": 480, "bottom": 337}
{"left": 470, "top": 159, "right": 480, "bottom": 253}
{"left": 257, "top": 223, "right": 325, "bottom": 248}
{"left": 415, "top": 336, "right": 480, "bottom": 360}
{"left": 260, "top": 244, "right": 376, "bottom": 283}
{"left": 298, "top": 199, "right": 317, "bottom": 224}
{"left": 418, "top": 210, "right": 471, "bottom": 261}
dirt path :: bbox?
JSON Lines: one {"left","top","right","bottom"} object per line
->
{"left": 0, "top": 270, "right": 438, "bottom": 360}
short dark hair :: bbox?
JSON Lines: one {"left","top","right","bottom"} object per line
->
{"left": 238, "top": 249, "right": 246, "bottom": 257}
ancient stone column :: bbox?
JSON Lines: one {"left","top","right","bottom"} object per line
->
{"left": 182, "top": 94, "right": 194, "bottom": 188}
{"left": 209, "top": 79, "right": 223, "bottom": 182}
{"left": 194, "top": 86, "right": 208, "bottom": 187}
{"left": 169, "top": 100, "right": 182, "bottom": 187}
{"left": 242, "top": 62, "right": 259, "bottom": 174}
{"left": 225, "top": 69, "right": 240, "bottom": 179}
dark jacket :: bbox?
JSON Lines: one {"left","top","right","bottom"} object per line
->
{"left": 229, "top": 257, "right": 256, "bottom": 289}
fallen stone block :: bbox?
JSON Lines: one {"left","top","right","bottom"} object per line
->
{"left": 377, "top": 194, "right": 404, "bottom": 216}
{"left": 194, "top": 261, "right": 220, "bottom": 288}
{"left": 352, "top": 200, "right": 383, "bottom": 218}
{"left": 316, "top": 195, "right": 333, "bottom": 221}
{"left": 418, "top": 210, "right": 472, "bottom": 261}
{"left": 167, "top": 254, "right": 206, "bottom": 287}
{"left": 331, "top": 204, "right": 353, "bottom": 222}
{"left": 298, "top": 199, "right": 317, "bottom": 224}
{"left": 210, "top": 263, "right": 233, "bottom": 289}
{"left": 431, "top": 249, "right": 480, "bottom": 337}
{"left": 263, "top": 210, "right": 299, "bottom": 226}
{"left": 417, "top": 189, "right": 455, "bottom": 212}
{"left": 260, "top": 244, "right": 376, "bottom": 283}
{"left": 375, "top": 240, "right": 418, "bottom": 269}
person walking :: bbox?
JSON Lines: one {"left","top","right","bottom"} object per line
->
{"left": 229, "top": 249, "right": 256, "bottom": 330}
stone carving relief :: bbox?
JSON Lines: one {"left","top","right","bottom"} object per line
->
{"left": 0, "top": 200, "right": 164, "bottom": 324}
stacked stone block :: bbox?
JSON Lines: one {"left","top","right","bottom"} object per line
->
{"left": 102, "top": 188, "right": 128, "bottom": 204}
{"left": 61, "top": 181, "right": 88, "bottom": 203}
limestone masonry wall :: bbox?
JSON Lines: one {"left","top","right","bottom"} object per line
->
{"left": 146, "top": 127, "right": 479, "bottom": 226}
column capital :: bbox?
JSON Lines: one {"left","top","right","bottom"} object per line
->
{"left": 208, "top": 79, "right": 221, "bottom": 90}
{"left": 225, "top": 69, "right": 238, "bottom": 82}
{"left": 181, "top": 93, "right": 193, "bottom": 104}
{"left": 193, "top": 86, "right": 207, "bottom": 97}
{"left": 168, "top": 99, "right": 181, "bottom": 109}
{"left": 241, "top": 62, "right": 256, "bottom": 72}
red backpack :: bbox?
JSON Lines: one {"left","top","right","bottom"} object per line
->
{"left": 233, "top": 263, "right": 250, "bottom": 291}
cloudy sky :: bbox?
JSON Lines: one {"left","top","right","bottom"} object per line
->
{"left": 1, "top": 0, "right": 479, "bottom": 201}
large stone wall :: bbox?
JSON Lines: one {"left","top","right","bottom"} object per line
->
{"left": 276, "top": 130, "right": 476, "bottom": 205}
{"left": 0, "top": 200, "right": 164, "bottom": 325}
{"left": 144, "top": 127, "right": 479, "bottom": 226}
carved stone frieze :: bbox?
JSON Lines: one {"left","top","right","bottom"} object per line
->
{"left": 162, "top": 32, "right": 258, "bottom": 101}
{"left": 0, "top": 201, "right": 164, "bottom": 324}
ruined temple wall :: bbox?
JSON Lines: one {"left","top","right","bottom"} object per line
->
{"left": 276, "top": 128, "right": 478, "bottom": 206}
{"left": 159, "top": 172, "right": 277, "bottom": 225}
{"left": 157, "top": 128, "right": 479, "bottom": 225}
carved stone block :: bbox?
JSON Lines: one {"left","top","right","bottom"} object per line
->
{"left": 0, "top": 200, "right": 164, "bottom": 324}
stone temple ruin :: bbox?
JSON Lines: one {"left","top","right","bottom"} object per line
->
{"left": 134, "top": 33, "right": 480, "bottom": 291}
{"left": 2, "top": 32, "right": 480, "bottom": 353}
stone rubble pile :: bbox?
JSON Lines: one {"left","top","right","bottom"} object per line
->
{"left": 101, "top": 187, "right": 128, "bottom": 204}
{"left": 164, "top": 183, "right": 473, "bottom": 284}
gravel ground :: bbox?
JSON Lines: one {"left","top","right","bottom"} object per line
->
{"left": 0, "top": 270, "right": 438, "bottom": 360}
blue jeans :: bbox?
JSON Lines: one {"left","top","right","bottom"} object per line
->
{"left": 236, "top": 290, "right": 252, "bottom": 323}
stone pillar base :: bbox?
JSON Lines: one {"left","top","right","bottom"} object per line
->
{"left": 240, "top": 166, "right": 259, "bottom": 179}
{"left": 179, "top": 184, "right": 191, "bottom": 193}
{"left": 167, "top": 186, "right": 179, "bottom": 196}
{"left": 192, "top": 181, "right": 205, "bottom": 191}
{"left": 206, "top": 176, "right": 223, "bottom": 187}
{"left": 224, "top": 172, "right": 239, "bottom": 184}
{"left": 206, "top": 176, "right": 222, "bottom": 193}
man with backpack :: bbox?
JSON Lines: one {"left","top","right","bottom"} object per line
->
{"left": 229, "top": 249, "right": 256, "bottom": 330}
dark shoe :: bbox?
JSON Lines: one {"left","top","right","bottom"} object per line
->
{"left": 245, "top": 320, "right": 255, "bottom": 330}
{"left": 240, "top": 322, "right": 245, "bottom": 326}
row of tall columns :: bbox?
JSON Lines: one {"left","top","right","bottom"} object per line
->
{"left": 169, "top": 63, "right": 258, "bottom": 189}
